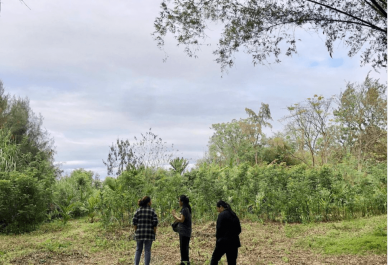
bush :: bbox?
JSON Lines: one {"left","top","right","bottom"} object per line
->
{"left": 0, "top": 171, "right": 48, "bottom": 233}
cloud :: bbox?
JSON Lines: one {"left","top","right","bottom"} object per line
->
{"left": 0, "top": 0, "right": 386, "bottom": 179}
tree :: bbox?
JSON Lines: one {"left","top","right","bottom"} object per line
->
{"left": 239, "top": 103, "right": 272, "bottom": 164}
{"left": 334, "top": 75, "right": 387, "bottom": 170}
{"left": 283, "top": 95, "right": 335, "bottom": 166}
{"left": 169, "top": 157, "right": 190, "bottom": 175}
{"left": 0, "top": 81, "right": 55, "bottom": 169}
{"left": 154, "top": 0, "right": 387, "bottom": 70}
{"left": 103, "top": 128, "right": 176, "bottom": 176}
{"left": 208, "top": 119, "right": 252, "bottom": 166}
{"left": 0, "top": 82, "right": 58, "bottom": 233}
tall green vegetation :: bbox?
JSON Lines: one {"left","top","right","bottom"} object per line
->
{"left": 334, "top": 75, "right": 387, "bottom": 170}
{"left": 53, "top": 169, "right": 97, "bottom": 222}
{"left": 203, "top": 76, "right": 386, "bottom": 170}
{"left": 79, "top": 162, "right": 387, "bottom": 228}
{"left": 0, "top": 81, "right": 57, "bottom": 233}
{"left": 207, "top": 103, "right": 273, "bottom": 167}
{"left": 169, "top": 157, "right": 189, "bottom": 175}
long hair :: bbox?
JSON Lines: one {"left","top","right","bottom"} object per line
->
{"left": 179, "top": 195, "right": 192, "bottom": 214}
{"left": 217, "top": 200, "right": 237, "bottom": 217}
{"left": 138, "top": 196, "right": 151, "bottom": 207}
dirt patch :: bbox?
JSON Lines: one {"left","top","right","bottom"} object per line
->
{"left": 10, "top": 250, "right": 90, "bottom": 265}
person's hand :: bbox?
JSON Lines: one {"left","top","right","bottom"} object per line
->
{"left": 172, "top": 209, "right": 176, "bottom": 216}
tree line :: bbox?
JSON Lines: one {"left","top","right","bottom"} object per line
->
{"left": 0, "top": 75, "right": 385, "bottom": 233}
{"left": 203, "top": 75, "right": 386, "bottom": 171}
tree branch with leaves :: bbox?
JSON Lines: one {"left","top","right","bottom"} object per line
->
{"left": 154, "top": 0, "right": 387, "bottom": 70}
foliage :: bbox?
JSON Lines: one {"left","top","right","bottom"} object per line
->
{"left": 169, "top": 157, "right": 190, "bottom": 175}
{"left": 91, "top": 161, "right": 386, "bottom": 228}
{"left": 86, "top": 191, "right": 100, "bottom": 223}
{"left": 56, "top": 197, "right": 75, "bottom": 226}
{"left": 103, "top": 128, "right": 176, "bottom": 176}
{"left": 0, "top": 81, "right": 56, "bottom": 172}
{"left": 334, "top": 75, "right": 387, "bottom": 170}
{"left": 154, "top": 0, "right": 387, "bottom": 71}
{"left": 0, "top": 127, "right": 56, "bottom": 233}
{"left": 0, "top": 171, "right": 49, "bottom": 233}
{"left": 0, "top": 130, "right": 19, "bottom": 172}
{"left": 240, "top": 103, "right": 272, "bottom": 164}
{"left": 52, "top": 168, "right": 96, "bottom": 224}
{"left": 208, "top": 119, "right": 252, "bottom": 166}
{"left": 97, "top": 167, "right": 146, "bottom": 228}
{"left": 283, "top": 95, "right": 336, "bottom": 166}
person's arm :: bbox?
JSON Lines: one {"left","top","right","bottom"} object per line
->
{"left": 235, "top": 216, "right": 241, "bottom": 235}
{"left": 216, "top": 211, "right": 227, "bottom": 240}
{"left": 152, "top": 209, "right": 158, "bottom": 234}
{"left": 132, "top": 210, "right": 138, "bottom": 231}
{"left": 172, "top": 209, "right": 186, "bottom": 223}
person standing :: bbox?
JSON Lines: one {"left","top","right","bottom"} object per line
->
{"left": 172, "top": 195, "right": 192, "bottom": 265}
{"left": 210, "top": 200, "right": 241, "bottom": 265}
{"left": 132, "top": 196, "right": 158, "bottom": 265}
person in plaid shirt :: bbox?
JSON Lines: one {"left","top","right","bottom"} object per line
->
{"left": 132, "top": 196, "right": 158, "bottom": 265}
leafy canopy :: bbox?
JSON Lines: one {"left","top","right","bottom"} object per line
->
{"left": 154, "top": 0, "right": 387, "bottom": 70}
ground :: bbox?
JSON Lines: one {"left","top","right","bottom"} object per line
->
{"left": 0, "top": 215, "right": 386, "bottom": 265}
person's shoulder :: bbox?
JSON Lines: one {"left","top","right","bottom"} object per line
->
{"left": 218, "top": 210, "right": 229, "bottom": 219}
{"left": 220, "top": 210, "right": 236, "bottom": 220}
{"left": 181, "top": 207, "right": 190, "bottom": 214}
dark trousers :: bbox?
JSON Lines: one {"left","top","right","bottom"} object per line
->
{"left": 179, "top": 234, "right": 190, "bottom": 265}
{"left": 210, "top": 243, "right": 238, "bottom": 265}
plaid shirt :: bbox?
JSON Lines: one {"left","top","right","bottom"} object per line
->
{"left": 132, "top": 206, "right": 158, "bottom": 241}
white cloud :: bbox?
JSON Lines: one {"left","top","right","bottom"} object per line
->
{"left": 0, "top": 0, "right": 385, "bottom": 179}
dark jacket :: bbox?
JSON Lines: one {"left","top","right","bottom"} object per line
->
{"left": 216, "top": 210, "right": 241, "bottom": 248}
{"left": 132, "top": 206, "right": 158, "bottom": 241}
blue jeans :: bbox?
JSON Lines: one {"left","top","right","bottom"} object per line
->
{"left": 134, "top": 240, "right": 153, "bottom": 265}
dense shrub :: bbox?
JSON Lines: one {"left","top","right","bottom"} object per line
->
{"left": 92, "top": 162, "right": 386, "bottom": 228}
{"left": 0, "top": 172, "right": 49, "bottom": 233}
{"left": 0, "top": 129, "right": 56, "bottom": 233}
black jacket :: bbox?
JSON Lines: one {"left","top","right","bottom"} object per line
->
{"left": 215, "top": 210, "right": 241, "bottom": 248}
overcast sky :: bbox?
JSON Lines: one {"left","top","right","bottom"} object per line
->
{"left": 0, "top": 0, "right": 386, "bottom": 179}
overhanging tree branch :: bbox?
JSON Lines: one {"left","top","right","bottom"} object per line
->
{"left": 369, "top": 0, "right": 387, "bottom": 17}
{"left": 306, "top": 0, "right": 386, "bottom": 32}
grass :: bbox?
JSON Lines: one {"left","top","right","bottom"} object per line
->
{"left": 286, "top": 215, "right": 387, "bottom": 255}
{"left": 0, "top": 215, "right": 386, "bottom": 264}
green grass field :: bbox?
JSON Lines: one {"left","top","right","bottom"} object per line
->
{"left": 0, "top": 215, "right": 386, "bottom": 264}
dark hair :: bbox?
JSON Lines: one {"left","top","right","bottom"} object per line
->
{"left": 138, "top": 196, "right": 151, "bottom": 207}
{"left": 217, "top": 200, "right": 237, "bottom": 217}
{"left": 179, "top": 195, "right": 192, "bottom": 214}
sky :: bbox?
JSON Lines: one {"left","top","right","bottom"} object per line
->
{"left": 0, "top": 0, "right": 386, "bottom": 179}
